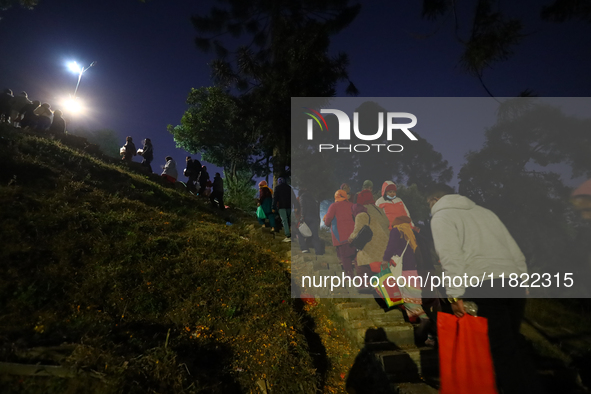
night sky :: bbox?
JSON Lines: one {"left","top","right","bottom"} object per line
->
{"left": 2, "top": 0, "right": 590, "bottom": 186}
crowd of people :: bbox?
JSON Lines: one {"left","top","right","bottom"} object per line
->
{"left": 1, "top": 85, "right": 226, "bottom": 210}
{"left": 256, "top": 178, "right": 299, "bottom": 243}
{"left": 291, "top": 179, "right": 548, "bottom": 393}
{"left": 320, "top": 180, "right": 437, "bottom": 346}
{"left": 120, "top": 139, "right": 224, "bottom": 210}
{"left": 0, "top": 89, "right": 66, "bottom": 133}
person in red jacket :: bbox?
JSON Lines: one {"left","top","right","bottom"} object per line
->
{"left": 375, "top": 181, "right": 415, "bottom": 230}
{"left": 354, "top": 180, "right": 375, "bottom": 206}
{"left": 324, "top": 189, "right": 356, "bottom": 276}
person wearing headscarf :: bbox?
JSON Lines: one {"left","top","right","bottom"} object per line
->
{"left": 375, "top": 181, "right": 416, "bottom": 230}
{"left": 324, "top": 189, "right": 356, "bottom": 276}
{"left": 273, "top": 177, "right": 298, "bottom": 242}
{"left": 340, "top": 182, "right": 352, "bottom": 201}
{"left": 382, "top": 215, "right": 433, "bottom": 344}
{"left": 258, "top": 180, "right": 276, "bottom": 231}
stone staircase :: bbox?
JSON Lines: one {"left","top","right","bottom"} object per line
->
{"left": 253, "top": 224, "right": 439, "bottom": 393}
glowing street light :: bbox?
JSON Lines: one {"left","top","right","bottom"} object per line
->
{"left": 62, "top": 96, "right": 85, "bottom": 115}
{"left": 67, "top": 60, "right": 97, "bottom": 98}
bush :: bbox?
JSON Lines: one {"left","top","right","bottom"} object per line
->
{"left": 224, "top": 170, "right": 257, "bottom": 212}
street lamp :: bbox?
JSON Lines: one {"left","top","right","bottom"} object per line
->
{"left": 67, "top": 60, "right": 96, "bottom": 98}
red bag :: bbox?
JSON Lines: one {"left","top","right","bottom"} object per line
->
{"left": 438, "top": 312, "right": 497, "bottom": 394}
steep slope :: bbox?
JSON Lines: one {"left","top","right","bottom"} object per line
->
{"left": 0, "top": 125, "right": 318, "bottom": 393}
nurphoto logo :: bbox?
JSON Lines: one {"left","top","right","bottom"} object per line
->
{"left": 304, "top": 108, "right": 418, "bottom": 153}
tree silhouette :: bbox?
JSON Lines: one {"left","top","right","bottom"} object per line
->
{"left": 459, "top": 98, "right": 591, "bottom": 286}
{"left": 168, "top": 86, "right": 266, "bottom": 180}
{"left": 419, "top": 0, "right": 590, "bottom": 97}
{"left": 191, "top": 0, "right": 361, "bottom": 185}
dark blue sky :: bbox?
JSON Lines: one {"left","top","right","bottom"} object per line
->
{"left": 2, "top": 0, "right": 590, "bottom": 185}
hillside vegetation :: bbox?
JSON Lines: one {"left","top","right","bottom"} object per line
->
{"left": 0, "top": 125, "right": 319, "bottom": 393}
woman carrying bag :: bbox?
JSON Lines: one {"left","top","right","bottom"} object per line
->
{"left": 382, "top": 216, "right": 435, "bottom": 346}
{"left": 348, "top": 191, "right": 389, "bottom": 279}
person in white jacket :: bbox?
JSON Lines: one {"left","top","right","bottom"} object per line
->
{"left": 427, "top": 184, "right": 542, "bottom": 394}
{"left": 161, "top": 156, "right": 178, "bottom": 185}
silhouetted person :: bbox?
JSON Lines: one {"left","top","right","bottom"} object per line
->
{"left": 122, "top": 136, "right": 137, "bottom": 161}
{"left": 34, "top": 102, "right": 53, "bottom": 131}
{"left": 297, "top": 187, "right": 324, "bottom": 255}
{"left": 185, "top": 156, "right": 201, "bottom": 193}
{"left": 19, "top": 100, "right": 40, "bottom": 129}
{"left": 161, "top": 156, "right": 177, "bottom": 184}
{"left": 48, "top": 109, "right": 66, "bottom": 134}
{"left": 198, "top": 165, "right": 209, "bottom": 195}
{"left": 210, "top": 172, "right": 225, "bottom": 210}
{"left": 9, "top": 91, "right": 31, "bottom": 127}
{"left": 324, "top": 190, "right": 356, "bottom": 274}
{"left": 273, "top": 177, "right": 298, "bottom": 242}
{"left": 140, "top": 138, "right": 153, "bottom": 173}
{"left": 0, "top": 88, "right": 13, "bottom": 123}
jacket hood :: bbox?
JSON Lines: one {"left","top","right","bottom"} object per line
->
{"left": 381, "top": 181, "right": 397, "bottom": 198}
{"left": 431, "top": 194, "right": 476, "bottom": 215}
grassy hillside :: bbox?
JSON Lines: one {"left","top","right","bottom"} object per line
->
{"left": 0, "top": 125, "right": 319, "bottom": 393}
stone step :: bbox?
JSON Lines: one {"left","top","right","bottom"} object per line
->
{"left": 312, "top": 258, "right": 338, "bottom": 266}
{"left": 347, "top": 319, "right": 376, "bottom": 330}
{"left": 377, "top": 347, "right": 438, "bottom": 378}
{"left": 337, "top": 306, "right": 367, "bottom": 321}
{"left": 330, "top": 289, "right": 357, "bottom": 298}
{"left": 390, "top": 382, "right": 438, "bottom": 394}
{"left": 350, "top": 296, "right": 383, "bottom": 308}
{"left": 317, "top": 269, "right": 341, "bottom": 277}
{"left": 312, "top": 261, "right": 329, "bottom": 271}
{"left": 335, "top": 302, "right": 363, "bottom": 311}
{"left": 350, "top": 321, "right": 414, "bottom": 349}
{"left": 367, "top": 308, "right": 407, "bottom": 326}
{"left": 381, "top": 324, "right": 415, "bottom": 348}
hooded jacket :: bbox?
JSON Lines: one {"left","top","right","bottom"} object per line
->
{"left": 162, "top": 158, "right": 178, "bottom": 179}
{"left": 375, "top": 181, "right": 414, "bottom": 229}
{"left": 430, "top": 194, "right": 528, "bottom": 298}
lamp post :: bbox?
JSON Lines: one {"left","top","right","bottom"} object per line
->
{"left": 68, "top": 61, "right": 96, "bottom": 98}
